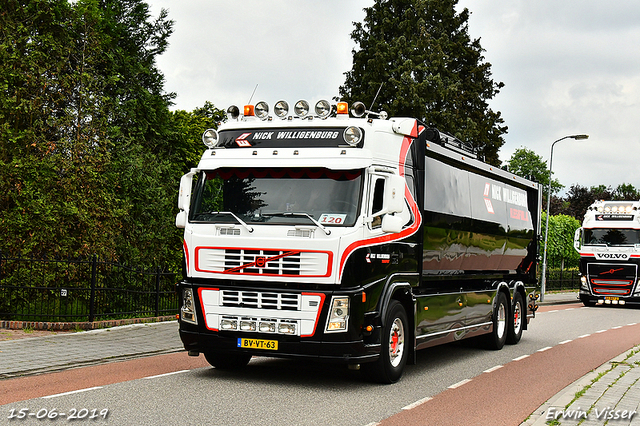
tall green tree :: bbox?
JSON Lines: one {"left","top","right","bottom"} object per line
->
{"left": 339, "top": 0, "right": 506, "bottom": 165}
{"left": 0, "top": 0, "right": 181, "bottom": 268}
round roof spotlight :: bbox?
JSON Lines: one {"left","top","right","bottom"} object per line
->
{"left": 343, "top": 126, "right": 363, "bottom": 147}
{"left": 294, "top": 99, "right": 310, "bottom": 118}
{"left": 315, "top": 100, "right": 332, "bottom": 118}
{"left": 202, "top": 128, "right": 219, "bottom": 148}
{"left": 351, "top": 101, "right": 366, "bottom": 118}
{"left": 274, "top": 100, "right": 289, "bottom": 118}
{"left": 227, "top": 105, "right": 240, "bottom": 120}
{"left": 379, "top": 111, "right": 388, "bottom": 120}
{"left": 255, "top": 101, "right": 269, "bottom": 120}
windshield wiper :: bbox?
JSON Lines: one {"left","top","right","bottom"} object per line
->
{"left": 204, "top": 211, "right": 254, "bottom": 233}
{"left": 262, "top": 212, "right": 331, "bottom": 235}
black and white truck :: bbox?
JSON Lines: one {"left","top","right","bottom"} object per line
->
{"left": 574, "top": 200, "right": 640, "bottom": 306}
{"left": 175, "top": 99, "right": 541, "bottom": 383}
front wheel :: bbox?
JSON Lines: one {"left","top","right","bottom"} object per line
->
{"left": 506, "top": 292, "right": 524, "bottom": 345}
{"left": 362, "top": 300, "right": 409, "bottom": 384}
{"left": 485, "top": 292, "right": 508, "bottom": 350}
{"left": 204, "top": 351, "right": 252, "bottom": 370}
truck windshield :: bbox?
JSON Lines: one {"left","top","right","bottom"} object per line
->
{"left": 584, "top": 228, "right": 640, "bottom": 246}
{"left": 191, "top": 167, "right": 363, "bottom": 227}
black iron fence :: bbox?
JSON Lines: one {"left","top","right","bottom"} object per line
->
{"left": 0, "top": 253, "right": 179, "bottom": 323}
{"left": 543, "top": 267, "right": 580, "bottom": 291}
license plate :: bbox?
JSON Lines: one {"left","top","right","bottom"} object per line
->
{"left": 605, "top": 296, "right": 620, "bottom": 301}
{"left": 237, "top": 338, "right": 278, "bottom": 350}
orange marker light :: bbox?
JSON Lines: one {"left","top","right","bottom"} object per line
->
{"left": 362, "top": 291, "right": 367, "bottom": 303}
{"left": 244, "top": 105, "right": 255, "bottom": 116}
{"left": 336, "top": 102, "right": 348, "bottom": 115}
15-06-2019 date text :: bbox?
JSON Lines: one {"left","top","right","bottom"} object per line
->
{"left": 8, "top": 408, "right": 109, "bottom": 421}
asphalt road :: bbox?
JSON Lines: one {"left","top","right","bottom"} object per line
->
{"left": 2, "top": 303, "right": 640, "bottom": 426}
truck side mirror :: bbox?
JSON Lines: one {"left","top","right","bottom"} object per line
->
{"left": 178, "top": 172, "right": 195, "bottom": 211}
{"left": 574, "top": 227, "right": 582, "bottom": 251}
{"left": 381, "top": 214, "right": 404, "bottom": 233}
{"left": 385, "top": 174, "right": 405, "bottom": 214}
{"left": 175, "top": 211, "right": 187, "bottom": 229}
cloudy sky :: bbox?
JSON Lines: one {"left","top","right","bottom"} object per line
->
{"left": 147, "top": 0, "right": 640, "bottom": 194}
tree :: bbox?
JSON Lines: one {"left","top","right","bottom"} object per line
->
{"left": 0, "top": 0, "right": 181, "bottom": 268}
{"left": 541, "top": 212, "right": 580, "bottom": 270}
{"left": 339, "top": 0, "right": 507, "bottom": 165}
{"left": 505, "top": 147, "right": 563, "bottom": 210}
{"left": 612, "top": 183, "right": 640, "bottom": 201}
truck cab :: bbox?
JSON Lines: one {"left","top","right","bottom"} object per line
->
{"left": 574, "top": 200, "right": 640, "bottom": 306}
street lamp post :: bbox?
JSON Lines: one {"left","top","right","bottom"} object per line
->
{"left": 540, "top": 134, "right": 589, "bottom": 302}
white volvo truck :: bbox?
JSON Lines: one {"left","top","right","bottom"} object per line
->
{"left": 574, "top": 200, "right": 640, "bottom": 306}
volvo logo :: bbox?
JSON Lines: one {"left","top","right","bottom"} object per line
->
{"left": 594, "top": 253, "right": 629, "bottom": 260}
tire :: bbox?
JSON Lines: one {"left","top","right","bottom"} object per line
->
{"left": 204, "top": 351, "right": 252, "bottom": 370}
{"left": 486, "top": 292, "right": 508, "bottom": 350}
{"left": 506, "top": 292, "right": 524, "bottom": 345}
{"left": 362, "top": 300, "right": 409, "bottom": 384}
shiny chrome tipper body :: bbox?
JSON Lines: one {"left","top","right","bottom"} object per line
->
{"left": 175, "top": 99, "right": 541, "bottom": 383}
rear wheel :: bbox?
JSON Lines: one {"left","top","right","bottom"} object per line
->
{"left": 506, "top": 292, "right": 524, "bottom": 345}
{"left": 362, "top": 300, "right": 408, "bottom": 384}
{"left": 204, "top": 351, "right": 252, "bottom": 370}
{"left": 486, "top": 292, "right": 508, "bottom": 350}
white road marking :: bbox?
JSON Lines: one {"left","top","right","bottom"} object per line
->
{"left": 448, "top": 379, "right": 472, "bottom": 389}
{"left": 483, "top": 365, "right": 503, "bottom": 373}
{"left": 42, "top": 386, "right": 103, "bottom": 399}
{"left": 143, "top": 370, "right": 190, "bottom": 380}
{"left": 402, "top": 396, "right": 433, "bottom": 410}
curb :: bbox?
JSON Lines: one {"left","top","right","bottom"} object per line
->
{"left": 0, "top": 315, "right": 177, "bottom": 332}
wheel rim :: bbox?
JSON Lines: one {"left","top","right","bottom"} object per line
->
{"left": 496, "top": 302, "right": 506, "bottom": 338}
{"left": 513, "top": 301, "right": 522, "bottom": 334}
{"left": 388, "top": 317, "right": 405, "bottom": 367}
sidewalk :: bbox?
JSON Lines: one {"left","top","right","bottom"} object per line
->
{"left": 0, "top": 321, "right": 183, "bottom": 379}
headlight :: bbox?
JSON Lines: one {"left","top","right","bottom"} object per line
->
{"left": 202, "top": 129, "right": 219, "bottom": 148}
{"left": 351, "top": 101, "right": 366, "bottom": 118}
{"left": 326, "top": 296, "right": 350, "bottom": 332}
{"left": 580, "top": 276, "right": 589, "bottom": 290}
{"left": 274, "top": 100, "right": 289, "bottom": 118}
{"left": 255, "top": 101, "right": 269, "bottom": 120}
{"left": 227, "top": 105, "right": 240, "bottom": 120}
{"left": 181, "top": 288, "right": 198, "bottom": 324}
{"left": 315, "top": 100, "right": 332, "bottom": 118}
{"left": 343, "top": 126, "right": 363, "bottom": 146}
{"left": 294, "top": 99, "right": 310, "bottom": 117}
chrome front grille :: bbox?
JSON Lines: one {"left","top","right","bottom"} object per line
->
{"left": 195, "top": 247, "right": 331, "bottom": 277}
{"left": 221, "top": 290, "right": 300, "bottom": 311}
